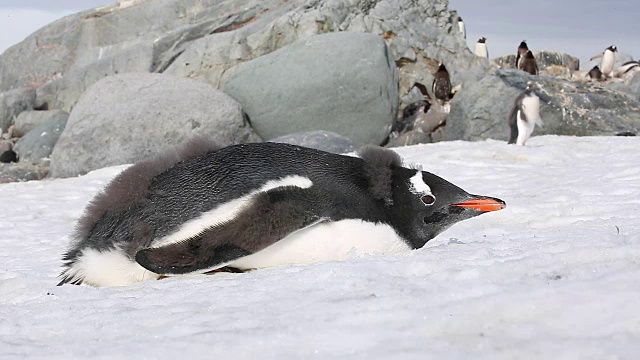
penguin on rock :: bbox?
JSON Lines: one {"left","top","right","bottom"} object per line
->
{"left": 474, "top": 37, "right": 489, "bottom": 58}
{"left": 508, "top": 82, "right": 543, "bottom": 146}
{"left": 58, "top": 140, "right": 506, "bottom": 287}
{"left": 515, "top": 41, "right": 529, "bottom": 70}
{"left": 590, "top": 45, "right": 617, "bottom": 78}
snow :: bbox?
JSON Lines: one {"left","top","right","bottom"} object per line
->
{"left": 1, "top": 135, "right": 640, "bottom": 359}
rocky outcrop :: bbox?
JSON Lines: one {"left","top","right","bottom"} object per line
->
{"left": 224, "top": 32, "right": 398, "bottom": 145}
{"left": 270, "top": 131, "right": 358, "bottom": 154}
{"left": 0, "top": 89, "right": 35, "bottom": 132}
{"left": 49, "top": 73, "right": 260, "bottom": 178}
{"left": 493, "top": 51, "right": 580, "bottom": 72}
{"left": 13, "top": 110, "right": 69, "bottom": 137}
{"left": 446, "top": 69, "right": 640, "bottom": 141}
{"left": 14, "top": 115, "right": 68, "bottom": 165}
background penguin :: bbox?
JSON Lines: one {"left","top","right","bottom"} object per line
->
{"left": 588, "top": 65, "right": 603, "bottom": 81}
{"left": 58, "top": 140, "right": 505, "bottom": 287}
{"left": 0, "top": 149, "right": 17, "bottom": 163}
{"left": 515, "top": 41, "right": 529, "bottom": 69}
{"left": 474, "top": 37, "right": 488, "bottom": 58}
{"left": 432, "top": 63, "right": 452, "bottom": 112}
{"left": 393, "top": 99, "right": 430, "bottom": 136}
{"left": 521, "top": 50, "right": 539, "bottom": 75}
{"left": 458, "top": 16, "right": 466, "bottom": 39}
{"left": 508, "top": 82, "right": 543, "bottom": 145}
{"left": 613, "top": 60, "right": 640, "bottom": 77}
{"left": 590, "top": 45, "right": 617, "bottom": 77}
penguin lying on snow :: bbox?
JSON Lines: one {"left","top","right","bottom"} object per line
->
{"left": 58, "top": 140, "right": 505, "bottom": 287}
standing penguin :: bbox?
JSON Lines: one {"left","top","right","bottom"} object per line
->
{"left": 474, "top": 37, "right": 489, "bottom": 58}
{"left": 588, "top": 65, "right": 603, "bottom": 81}
{"left": 458, "top": 16, "right": 466, "bottom": 39}
{"left": 58, "top": 140, "right": 505, "bottom": 287}
{"left": 432, "top": 63, "right": 452, "bottom": 111}
{"left": 508, "top": 82, "right": 543, "bottom": 146}
{"left": 521, "top": 50, "right": 539, "bottom": 75}
{"left": 515, "top": 41, "right": 529, "bottom": 69}
{"left": 590, "top": 45, "right": 617, "bottom": 77}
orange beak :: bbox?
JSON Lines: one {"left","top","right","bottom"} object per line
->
{"left": 451, "top": 197, "right": 506, "bottom": 212}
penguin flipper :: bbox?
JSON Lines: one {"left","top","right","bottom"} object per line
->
{"left": 507, "top": 104, "right": 519, "bottom": 144}
{"left": 135, "top": 187, "right": 327, "bottom": 275}
{"left": 589, "top": 53, "right": 603, "bottom": 61}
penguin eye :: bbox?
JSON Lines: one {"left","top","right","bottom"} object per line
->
{"left": 421, "top": 195, "right": 436, "bottom": 205}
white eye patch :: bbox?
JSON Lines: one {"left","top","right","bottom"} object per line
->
{"left": 409, "top": 170, "right": 435, "bottom": 205}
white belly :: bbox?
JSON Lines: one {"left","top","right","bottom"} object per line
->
{"left": 230, "top": 219, "right": 411, "bottom": 270}
{"left": 601, "top": 51, "right": 615, "bottom": 75}
{"left": 474, "top": 43, "right": 488, "bottom": 58}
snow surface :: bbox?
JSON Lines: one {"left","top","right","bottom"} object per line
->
{"left": 1, "top": 136, "right": 640, "bottom": 359}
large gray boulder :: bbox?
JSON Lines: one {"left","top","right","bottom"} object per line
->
{"left": 494, "top": 51, "right": 580, "bottom": 72}
{"left": 13, "top": 110, "right": 69, "bottom": 137}
{"left": 14, "top": 115, "right": 68, "bottom": 165}
{"left": 223, "top": 32, "right": 398, "bottom": 145}
{"left": 49, "top": 73, "right": 260, "bottom": 178}
{"left": 270, "top": 131, "right": 358, "bottom": 154}
{"left": 0, "top": 89, "right": 35, "bottom": 132}
{"left": 446, "top": 69, "right": 640, "bottom": 141}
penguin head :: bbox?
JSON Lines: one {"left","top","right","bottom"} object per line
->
{"left": 518, "top": 41, "right": 528, "bottom": 52}
{"left": 458, "top": 16, "right": 463, "bottom": 22}
{"left": 437, "top": 63, "right": 447, "bottom": 72}
{"left": 478, "top": 37, "right": 487, "bottom": 43}
{"left": 524, "top": 50, "right": 535, "bottom": 59}
{"left": 389, "top": 166, "right": 505, "bottom": 249}
{"left": 606, "top": 45, "right": 617, "bottom": 52}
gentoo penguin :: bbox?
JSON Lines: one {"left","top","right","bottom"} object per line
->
{"left": 432, "top": 63, "right": 452, "bottom": 111}
{"left": 474, "top": 37, "right": 488, "bottom": 58}
{"left": 457, "top": 16, "right": 466, "bottom": 39}
{"left": 395, "top": 99, "right": 430, "bottom": 135}
{"left": 58, "top": 140, "right": 505, "bottom": 287}
{"left": 515, "top": 41, "right": 529, "bottom": 69}
{"left": 590, "top": 45, "right": 617, "bottom": 77}
{"left": 588, "top": 65, "right": 603, "bottom": 81}
{"left": 520, "top": 50, "right": 538, "bottom": 75}
{"left": 508, "top": 82, "right": 543, "bottom": 145}
{"left": 614, "top": 60, "right": 640, "bottom": 77}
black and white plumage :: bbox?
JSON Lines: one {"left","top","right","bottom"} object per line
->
{"left": 516, "top": 41, "right": 529, "bottom": 69}
{"left": 521, "top": 50, "right": 538, "bottom": 75}
{"left": 588, "top": 65, "right": 603, "bottom": 81}
{"left": 474, "top": 37, "right": 488, "bottom": 58}
{"left": 590, "top": 45, "right": 617, "bottom": 77}
{"left": 58, "top": 140, "right": 505, "bottom": 287}
{"left": 458, "top": 16, "right": 466, "bottom": 39}
{"left": 615, "top": 61, "right": 640, "bottom": 76}
{"left": 508, "top": 82, "right": 543, "bottom": 146}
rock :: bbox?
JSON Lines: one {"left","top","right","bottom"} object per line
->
{"left": 446, "top": 69, "right": 640, "bottom": 142}
{"left": 224, "top": 32, "right": 398, "bottom": 146}
{"left": 386, "top": 130, "right": 432, "bottom": 147}
{"left": 493, "top": 51, "right": 579, "bottom": 72}
{"left": 0, "top": 163, "right": 48, "bottom": 183}
{"left": 49, "top": 73, "right": 260, "bottom": 178}
{"left": 14, "top": 115, "right": 67, "bottom": 165}
{"left": 13, "top": 110, "right": 69, "bottom": 137}
{"left": 0, "top": 1, "right": 290, "bottom": 111}
{"left": 0, "top": 88, "right": 36, "bottom": 132}
{"left": 270, "top": 131, "right": 358, "bottom": 154}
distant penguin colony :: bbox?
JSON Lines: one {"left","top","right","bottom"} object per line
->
{"left": 515, "top": 41, "right": 529, "bottom": 70}
{"left": 508, "top": 82, "right": 543, "bottom": 146}
{"left": 58, "top": 140, "right": 506, "bottom": 287}
{"left": 474, "top": 37, "right": 488, "bottom": 58}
